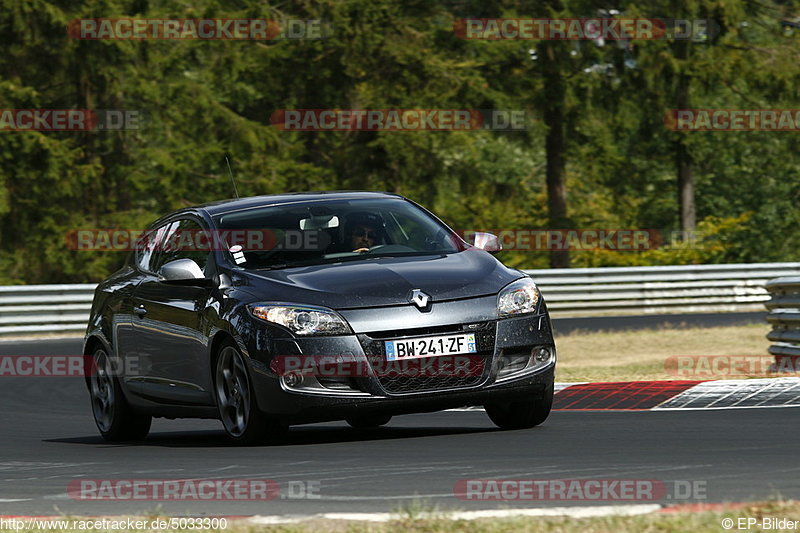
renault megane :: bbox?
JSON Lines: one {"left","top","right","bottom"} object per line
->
{"left": 84, "top": 192, "right": 556, "bottom": 444}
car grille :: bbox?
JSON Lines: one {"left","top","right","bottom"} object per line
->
{"left": 372, "top": 356, "right": 489, "bottom": 394}
{"left": 358, "top": 322, "right": 496, "bottom": 395}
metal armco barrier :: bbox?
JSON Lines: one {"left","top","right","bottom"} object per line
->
{"left": 766, "top": 277, "right": 800, "bottom": 363}
{"left": 0, "top": 284, "right": 96, "bottom": 336}
{"left": 0, "top": 263, "right": 798, "bottom": 336}
{"left": 525, "top": 262, "right": 800, "bottom": 316}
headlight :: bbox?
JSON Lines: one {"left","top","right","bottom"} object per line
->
{"left": 497, "top": 278, "right": 541, "bottom": 318}
{"left": 249, "top": 304, "right": 351, "bottom": 336}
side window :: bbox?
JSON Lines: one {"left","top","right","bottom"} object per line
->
{"left": 135, "top": 224, "right": 169, "bottom": 273}
{"left": 153, "top": 218, "right": 211, "bottom": 273}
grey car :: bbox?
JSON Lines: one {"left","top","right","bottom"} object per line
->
{"left": 84, "top": 192, "right": 556, "bottom": 444}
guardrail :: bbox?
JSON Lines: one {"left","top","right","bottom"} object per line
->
{"left": 0, "top": 262, "right": 797, "bottom": 336}
{"left": 0, "top": 284, "right": 97, "bottom": 336}
{"left": 526, "top": 262, "right": 800, "bottom": 316}
{"left": 766, "top": 277, "right": 800, "bottom": 363}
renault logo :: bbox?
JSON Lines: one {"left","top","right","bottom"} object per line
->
{"left": 408, "top": 289, "right": 431, "bottom": 309}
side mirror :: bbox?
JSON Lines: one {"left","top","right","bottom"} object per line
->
{"left": 471, "top": 232, "right": 502, "bottom": 253}
{"left": 158, "top": 258, "right": 212, "bottom": 285}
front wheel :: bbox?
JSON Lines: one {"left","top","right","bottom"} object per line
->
{"left": 89, "top": 347, "right": 151, "bottom": 441}
{"left": 484, "top": 384, "right": 554, "bottom": 430}
{"left": 214, "top": 341, "right": 286, "bottom": 445}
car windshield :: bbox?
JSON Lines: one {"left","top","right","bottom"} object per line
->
{"left": 214, "top": 198, "right": 463, "bottom": 270}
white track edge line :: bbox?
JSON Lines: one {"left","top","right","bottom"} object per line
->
{"left": 246, "top": 504, "right": 663, "bottom": 523}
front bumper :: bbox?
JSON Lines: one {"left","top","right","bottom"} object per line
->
{"left": 253, "top": 364, "right": 553, "bottom": 424}
{"left": 242, "top": 299, "right": 556, "bottom": 424}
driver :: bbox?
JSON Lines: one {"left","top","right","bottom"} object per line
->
{"left": 344, "top": 213, "right": 382, "bottom": 253}
{"left": 350, "top": 224, "right": 376, "bottom": 252}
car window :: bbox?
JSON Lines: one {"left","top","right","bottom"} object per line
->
{"left": 384, "top": 209, "right": 456, "bottom": 251}
{"left": 135, "top": 224, "right": 170, "bottom": 272}
{"left": 215, "top": 198, "right": 462, "bottom": 270}
{"left": 152, "top": 218, "right": 211, "bottom": 273}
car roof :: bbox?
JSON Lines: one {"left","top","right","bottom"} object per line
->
{"left": 192, "top": 191, "right": 404, "bottom": 217}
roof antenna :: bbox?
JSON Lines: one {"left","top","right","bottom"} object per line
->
{"left": 225, "top": 156, "right": 240, "bottom": 199}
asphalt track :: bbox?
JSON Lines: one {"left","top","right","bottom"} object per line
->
{"left": 2, "top": 311, "right": 796, "bottom": 517}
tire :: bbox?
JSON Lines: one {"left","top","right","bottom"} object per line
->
{"left": 89, "top": 347, "right": 152, "bottom": 442}
{"left": 484, "top": 384, "right": 554, "bottom": 430}
{"left": 214, "top": 341, "right": 286, "bottom": 445}
{"left": 346, "top": 414, "right": 392, "bottom": 429}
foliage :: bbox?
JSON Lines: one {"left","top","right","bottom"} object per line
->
{"left": 0, "top": 0, "right": 798, "bottom": 283}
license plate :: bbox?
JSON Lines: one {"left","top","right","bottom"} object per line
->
{"left": 385, "top": 333, "right": 477, "bottom": 361}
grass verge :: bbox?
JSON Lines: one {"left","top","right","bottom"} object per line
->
{"left": 553, "top": 323, "right": 789, "bottom": 382}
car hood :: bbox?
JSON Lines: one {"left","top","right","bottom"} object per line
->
{"left": 235, "top": 250, "right": 524, "bottom": 310}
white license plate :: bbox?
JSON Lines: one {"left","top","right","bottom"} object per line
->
{"left": 385, "top": 333, "right": 477, "bottom": 361}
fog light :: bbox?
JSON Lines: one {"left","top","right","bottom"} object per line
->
{"left": 284, "top": 373, "right": 304, "bottom": 387}
{"left": 535, "top": 347, "right": 551, "bottom": 362}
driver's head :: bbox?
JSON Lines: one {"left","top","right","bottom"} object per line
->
{"left": 349, "top": 223, "right": 376, "bottom": 249}
{"left": 345, "top": 213, "right": 382, "bottom": 250}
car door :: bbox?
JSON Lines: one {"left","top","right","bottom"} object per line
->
{"left": 130, "top": 217, "right": 216, "bottom": 405}
{"left": 112, "top": 223, "right": 170, "bottom": 387}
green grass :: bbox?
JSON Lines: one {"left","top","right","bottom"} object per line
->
{"left": 554, "top": 323, "right": 785, "bottom": 382}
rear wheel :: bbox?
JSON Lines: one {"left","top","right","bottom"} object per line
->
{"left": 346, "top": 414, "right": 392, "bottom": 429}
{"left": 484, "top": 384, "right": 554, "bottom": 430}
{"left": 89, "top": 347, "right": 151, "bottom": 441}
{"left": 215, "top": 341, "right": 286, "bottom": 445}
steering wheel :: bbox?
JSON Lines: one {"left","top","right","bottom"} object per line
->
{"left": 353, "top": 244, "right": 388, "bottom": 254}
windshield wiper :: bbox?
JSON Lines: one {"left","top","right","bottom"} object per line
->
{"left": 254, "top": 251, "right": 450, "bottom": 270}
{"left": 255, "top": 261, "right": 319, "bottom": 271}
{"left": 256, "top": 264, "right": 290, "bottom": 270}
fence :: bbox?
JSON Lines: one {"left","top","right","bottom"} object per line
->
{"left": 0, "top": 262, "right": 798, "bottom": 336}
{"left": 525, "top": 262, "right": 800, "bottom": 316}
{"left": 0, "top": 284, "right": 96, "bottom": 336}
{"left": 766, "top": 277, "right": 800, "bottom": 362}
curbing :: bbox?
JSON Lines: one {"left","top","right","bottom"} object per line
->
{"left": 452, "top": 377, "right": 800, "bottom": 411}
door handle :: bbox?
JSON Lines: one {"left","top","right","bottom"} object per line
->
{"left": 134, "top": 305, "right": 147, "bottom": 318}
